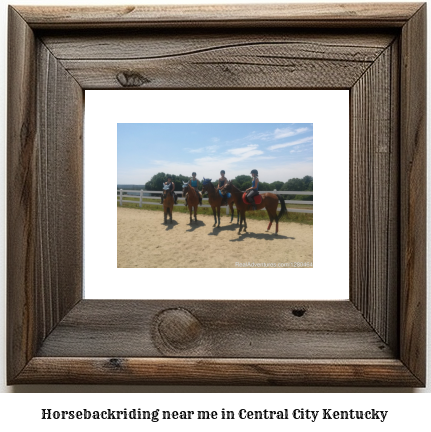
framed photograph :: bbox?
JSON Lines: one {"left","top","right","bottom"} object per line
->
{"left": 7, "top": 3, "right": 426, "bottom": 386}
{"left": 85, "top": 89, "right": 349, "bottom": 301}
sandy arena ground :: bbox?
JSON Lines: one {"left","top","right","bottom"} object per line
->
{"left": 117, "top": 208, "right": 313, "bottom": 268}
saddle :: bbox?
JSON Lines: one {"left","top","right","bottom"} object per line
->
{"left": 242, "top": 192, "right": 262, "bottom": 205}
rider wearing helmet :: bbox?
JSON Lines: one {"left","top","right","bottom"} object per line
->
{"left": 186, "top": 172, "right": 203, "bottom": 206}
{"left": 245, "top": 169, "right": 259, "bottom": 211}
{"left": 160, "top": 175, "right": 177, "bottom": 204}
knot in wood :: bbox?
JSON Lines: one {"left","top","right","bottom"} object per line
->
{"left": 116, "top": 71, "right": 150, "bottom": 87}
{"left": 155, "top": 308, "right": 203, "bottom": 351}
{"left": 292, "top": 308, "right": 306, "bottom": 317}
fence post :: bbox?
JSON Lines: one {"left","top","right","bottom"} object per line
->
{"left": 120, "top": 189, "right": 123, "bottom": 206}
{"left": 140, "top": 189, "right": 143, "bottom": 207}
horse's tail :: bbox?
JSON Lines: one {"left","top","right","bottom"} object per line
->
{"left": 276, "top": 194, "right": 287, "bottom": 221}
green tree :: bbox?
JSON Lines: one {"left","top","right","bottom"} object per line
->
{"left": 269, "top": 181, "right": 284, "bottom": 191}
{"left": 302, "top": 175, "right": 313, "bottom": 190}
{"left": 258, "top": 181, "right": 271, "bottom": 191}
{"left": 232, "top": 174, "right": 251, "bottom": 189}
{"left": 281, "top": 177, "right": 305, "bottom": 200}
{"left": 281, "top": 178, "right": 305, "bottom": 191}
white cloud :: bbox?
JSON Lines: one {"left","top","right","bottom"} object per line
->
{"left": 184, "top": 145, "right": 219, "bottom": 153}
{"left": 268, "top": 136, "right": 313, "bottom": 151}
{"left": 184, "top": 147, "right": 204, "bottom": 153}
{"left": 274, "top": 127, "right": 308, "bottom": 140}
{"left": 205, "top": 145, "right": 219, "bottom": 153}
{"left": 230, "top": 126, "right": 310, "bottom": 143}
{"left": 226, "top": 144, "right": 259, "bottom": 155}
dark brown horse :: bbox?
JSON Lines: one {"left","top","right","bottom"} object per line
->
{"left": 222, "top": 180, "right": 287, "bottom": 234}
{"left": 182, "top": 182, "right": 199, "bottom": 224}
{"left": 162, "top": 184, "right": 174, "bottom": 224}
{"left": 201, "top": 178, "right": 237, "bottom": 227}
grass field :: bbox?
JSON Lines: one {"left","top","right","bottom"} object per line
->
{"left": 117, "top": 196, "right": 313, "bottom": 225}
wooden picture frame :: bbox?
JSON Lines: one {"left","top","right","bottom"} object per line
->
{"left": 7, "top": 3, "right": 426, "bottom": 386}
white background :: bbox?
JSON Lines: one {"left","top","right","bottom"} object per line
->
{"left": 85, "top": 90, "right": 349, "bottom": 300}
{"left": 0, "top": 0, "right": 430, "bottom": 423}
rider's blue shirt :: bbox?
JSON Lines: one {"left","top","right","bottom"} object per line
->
{"left": 252, "top": 178, "right": 259, "bottom": 190}
{"left": 191, "top": 179, "right": 198, "bottom": 187}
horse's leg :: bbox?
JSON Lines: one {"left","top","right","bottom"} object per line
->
{"left": 189, "top": 205, "right": 192, "bottom": 224}
{"left": 212, "top": 206, "right": 217, "bottom": 227}
{"left": 271, "top": 201, "right": 279, "bottom": 234}
{"left": 238, "top": 211, "right": 243, "bottom": 234}
{"left": 169, "top": 206, "right": 172, "bottom": 224}
{"left": 266, "top": 211, "right": 274, "bottom": 232}
{"left": 217, "top": 206, "right": 221, "bottom": 227}
{"left": 243, "top": 213, "right": 247, "bottom": 232}
{"left": 164, "top": 209, "right": 167, "bottom": 224}
{"left": 230, "top": 203, "right": 234, "bottom": 223}
{"left": 194, "top": 204, "right": 198, "bottom": 222}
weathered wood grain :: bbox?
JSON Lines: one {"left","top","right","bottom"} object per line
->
{"left": 399, "top": 3, "right": 427, "bottom": 385}
{"left": 41, "top": 31, "right": 395, "bottom": 60}
{"left": 7, "top": 6, "right": 83, "bottom": 383}
{"left": 40, "top": 30, "right": 395, "bottom": 89}
{"left": 15, "top": 358, "right": 423, "bottom": 386}
{"left": 36, "top": 300, "right": 393, "bottom": 359}
{"left": 16, "top": 3, "right": 423, "bottom": 29}
{"left": 59, "top": 43, "right": 387, "bottom": 89}
{"left": 35, "top": 40, "right": 84, "bottom": 337}
{"left": 7, "top": 3, "right": 427, "bottom": 386}
{"left": 350, "top": 45, "right": 398, "bottom": 347}
{"left": 7, "top": 6, "right": 38, "bottom": 382}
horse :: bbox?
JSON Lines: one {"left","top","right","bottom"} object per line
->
{"left": 222, "top": 180, "right": 287, "bottom": 235}
{"left": 201, "top": 178, "right": 238, "bottom": 227}
{"left": 162, "top": 184, "right": 174, "bottom": 224}
{"left": 182, "top": 181, "right": 200, "bottom": 224}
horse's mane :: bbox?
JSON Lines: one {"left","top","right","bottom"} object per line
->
{"left": 186, "top": 183, "right": 198, "bottom": 198}
{"left": 228, "top": 181, "right": 243, "bottom": 195}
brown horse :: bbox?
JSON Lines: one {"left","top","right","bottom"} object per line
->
{"left": 162, "top": 185, "right": 174, "bottom": 224}
{"left": 222, "top": 180, "right": 287, "bottom": 234}
{"left": 182, "top": 182, "right": 200, "bottom": 224}
{"left": 201, "top": 178, "right": 237, "bottom": 227}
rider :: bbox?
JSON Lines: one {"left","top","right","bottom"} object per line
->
{"left": 245, "top": 169, "right": 259, "bottom": 211}
{"left": 160, "top": 175, "right": 177, "bottom": 204}
{"left": 217, "top": 170, "right": 228, "bottom": 206}
{"left": 185, "top": 172, "right": 203, "bottom": 206}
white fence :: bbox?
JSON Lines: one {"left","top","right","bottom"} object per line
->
{"left": 117, "top": 189, "right": 313, "bottom": 214}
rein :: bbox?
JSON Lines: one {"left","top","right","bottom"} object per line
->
{"left": 227, "top": 182, "right": 243, "bottom": 197}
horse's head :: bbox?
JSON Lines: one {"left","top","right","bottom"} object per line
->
{"left": 162, "top": 183, "right": 170, "bottom": 196}
{"left": 201, "top": 177, "right": 212, "bottom": 193}
{"left": 222, "top": 180, "right": 233, "bottom": 192}
{"left": 182, "top": 181, "right": 189, "bottom": 196}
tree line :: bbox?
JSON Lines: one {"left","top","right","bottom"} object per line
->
{"left": 137, "top": 172, "right": 313, "bottom": 201}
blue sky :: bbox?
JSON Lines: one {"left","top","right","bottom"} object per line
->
{"left": 117, "top": 123, "right": 312, "bottom": 184}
